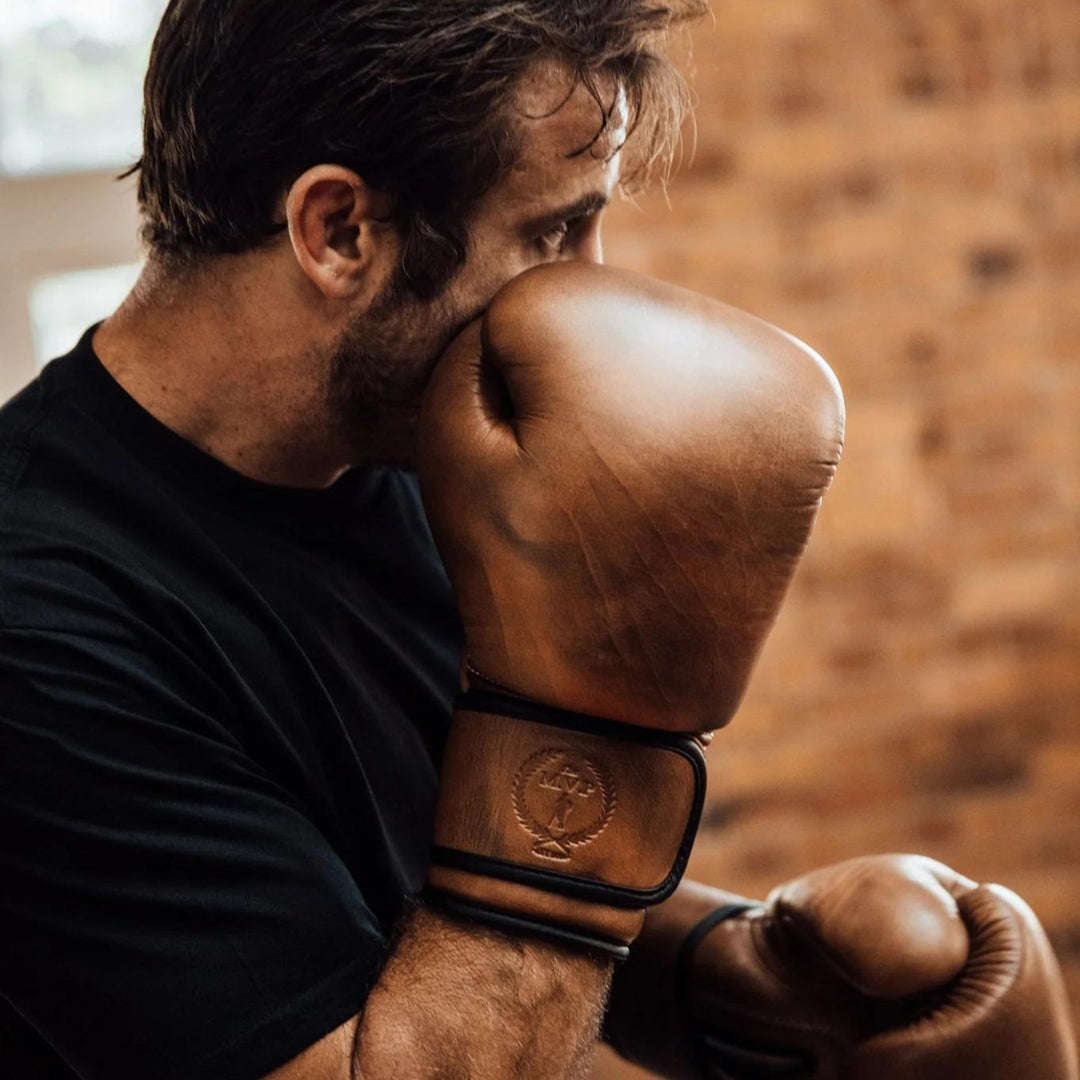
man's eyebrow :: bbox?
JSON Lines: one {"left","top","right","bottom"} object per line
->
{"left": 520, "top": 191, "right": 610, "bottom": 234}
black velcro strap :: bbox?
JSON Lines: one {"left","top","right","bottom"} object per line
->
{"left": 455, "top": 688, "right": 705, "bottom": 753}
{"left": 423, "top": 885, "right": 630, "bottom": 961}
{"left": 675, "top": 902, "right": 762, "bottom": 1011}
{"left": 673, "top": 901, "right": 819, "bottom": 1080}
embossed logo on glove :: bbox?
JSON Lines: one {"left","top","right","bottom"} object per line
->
{"left": 512, "top": 748, "right": 615, "bottom": 861}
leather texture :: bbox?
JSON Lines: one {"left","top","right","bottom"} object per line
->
{"left": 428, "top": 695, "right": 705, "bottom": 945}
{"left": 605, "top": 854, "right": 1080, "bottom": 1079}
{"left": 418, "top": 263, "right": 845, "bottom": 949}
{"left": 418, "top": 262, "right": 845, "bottom": 733}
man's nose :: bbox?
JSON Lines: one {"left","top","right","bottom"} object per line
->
{"left": 568, "top": 221, "right": 604, "bottom": 265}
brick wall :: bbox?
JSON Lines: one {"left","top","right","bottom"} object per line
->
{"left": 593, "top": 0, "right": 1080, "bottom": 1074}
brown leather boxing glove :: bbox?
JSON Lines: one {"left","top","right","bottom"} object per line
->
{"left": 605, "top": 854, "right": 1080, "bottom": 1078}
{"left": 416, "top": 263, "right": 845, "bottom": 957}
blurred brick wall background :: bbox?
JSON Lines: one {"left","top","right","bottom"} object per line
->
{"left": 594, "top": 0, "right": 1080, "bottom": 1074}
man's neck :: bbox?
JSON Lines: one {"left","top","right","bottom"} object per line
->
{"left": 92, "top": 259, "right": 354, "bottom": 489}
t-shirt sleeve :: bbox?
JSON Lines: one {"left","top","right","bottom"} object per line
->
{"left": 0, "top": 625, "right": 389, "bottom": 1080}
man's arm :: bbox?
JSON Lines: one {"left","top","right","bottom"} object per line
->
{"left": 0, "top": 616, "right": 609, "bottom": 1080}
{"left": 266, "top": 906, "right": 611, "bottom": 1080}
{"left": 273, "top": 262, "right": 842, "bottom": 1080}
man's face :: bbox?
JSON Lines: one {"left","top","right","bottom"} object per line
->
{"left": 328, "top": 63, "right": 626, "bottom": 464}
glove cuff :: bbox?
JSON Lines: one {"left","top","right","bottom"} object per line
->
{"left": 426, "top": 690, "right": 707, "bottom": 957}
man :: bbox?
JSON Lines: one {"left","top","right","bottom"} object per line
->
{"left": 0, "top": 3, "right": 706, "bottom": 1078}
{"left": 2, "top": 4, "right": 1075, "bottom": 1080}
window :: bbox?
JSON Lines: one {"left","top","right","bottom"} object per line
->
{"left": 0, "top": 0, "right": 166, "bottom": 176}
{"left": 29, "top": 263, "right": 141, "bottom": 368}
{"left": 0, "top": 0, "right": 163, "bottom": 398}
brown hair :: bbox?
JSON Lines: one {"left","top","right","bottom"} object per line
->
{"left": 129, "top": 0, "right": 707, "bottom": 296}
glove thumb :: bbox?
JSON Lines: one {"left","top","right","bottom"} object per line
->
{"left": 767, "top": 854, "right": 974, "bottom": 1000}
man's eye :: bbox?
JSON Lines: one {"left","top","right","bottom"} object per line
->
{"left": 537, "top": 221, "right": 572, "bottom": 255}
{"left": 536, "top": 215, "right": 587, "bottom": 256}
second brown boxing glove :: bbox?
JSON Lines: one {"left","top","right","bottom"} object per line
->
{"left": 605, "top": 854, "right": 1079, "bottom": 1078}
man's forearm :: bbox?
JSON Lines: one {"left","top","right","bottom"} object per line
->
{"left": 354, "top": 904, "right": 613, "bottom": 1080}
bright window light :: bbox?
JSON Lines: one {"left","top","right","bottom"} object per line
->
{"left": 0, "top": 0, "right": 167, "bottom": 176}
{"left": 28, "top": 263, "right": 141, "bottom": 368}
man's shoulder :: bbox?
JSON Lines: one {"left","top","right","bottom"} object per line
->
{"left": 0, "top": 495, "right": 162, "bottom": 640}
{"left": 0, "top": 360, "right": 59, "bottom": 495}
{"left": 0, "top": 374, "right": 174, "bottom": 639}
{"left": 0, "top": 343, "right": 108, "bottom": 508}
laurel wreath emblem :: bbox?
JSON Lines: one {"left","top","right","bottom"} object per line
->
{"left": 511, "top": 746, "right": 616, "bottom": 861}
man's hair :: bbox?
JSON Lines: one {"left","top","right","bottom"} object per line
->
{"left": 129, "top": 0, "right": 707, "bottom": 296}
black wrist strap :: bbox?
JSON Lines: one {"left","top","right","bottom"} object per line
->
{"left": 673, "top": 901, "right": 821, "bottom": 1080}
{"left": 422, "top": 885, "right": 630, "bottom": 961}
{"left": 674, "top": 901, "right": 762, "bottom": 1008}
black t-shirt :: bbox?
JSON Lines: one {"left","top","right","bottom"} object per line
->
{"left": 0, "top": 327, "right": 463, "bottom": 1080}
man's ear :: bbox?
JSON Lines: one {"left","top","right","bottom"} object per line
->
{"left": 285, "top": 165, "right": 395, "bottom": 302}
